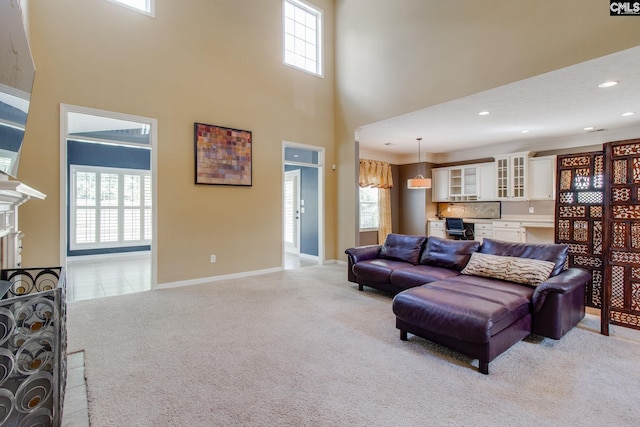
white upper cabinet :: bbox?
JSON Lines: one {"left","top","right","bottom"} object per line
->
{"left": 430, "top": 154, "right": 555, "bottom": 203}
{"left": 477, "top": 162, "right": 496, "bottom": 201}
{"left": 432, "top": 163, "right": 497, "bottom": 202}
{"left": 432, "top": 168, "right": 450, "bottom": 202}
{"left": 528, "top": 155, "right": 557, "bottom": 200}
{"left": 449, "top": 166, "right": 478, "bottom": 201}
{"left": 494, "top": 152, "right": 531, "bottom": 201}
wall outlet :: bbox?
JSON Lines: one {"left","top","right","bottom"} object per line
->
{"left": 210, "top": 254, "right": 216, "bottom": 263}
{"left": 528, "top": 207, "right": 535, "bottom": 213}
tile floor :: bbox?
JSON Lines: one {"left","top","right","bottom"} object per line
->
{"left": 65, "top": 251, "right": 152, "bottom": 302}
{"left": 61, "top": 352, "right": 89, "bottom": 427}
{"left": 284, "top": 252, "right": 319, "bottom": 270}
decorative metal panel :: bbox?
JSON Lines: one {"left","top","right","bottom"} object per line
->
{"left": 604, "top": 139, "right": 640, "bottom": 332}
{"left": 0, "top": 267, "right": 66, "bottom": 426}
{"left": 556, "top": 152, "right": 604, "bottom": 309}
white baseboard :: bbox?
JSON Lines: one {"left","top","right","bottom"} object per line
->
{"left": 156, "top": 262, "right": 343, "bottom": 290}
{"left": 156, "top": 267, "right": 283, "bottom": 290}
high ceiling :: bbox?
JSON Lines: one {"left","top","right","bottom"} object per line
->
{"left": 356, "top": 45, "right": 640, "bottom": 158}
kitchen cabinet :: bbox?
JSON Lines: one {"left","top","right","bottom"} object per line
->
{"left": 473, "top": 222, "right": 494, "bottom": 243}
{"left": 495, "top": 152, "right": 531, "bottom": 201}
{"left": 528, "top": 155, "right": 556, "bottom": 200}
{"left": 428, "top": 220, "right": 446, "bottom": 238}
{"left": 432, "top": 166, "right": 476, "bottom": 202}
{"left": 492, "top": 220, "right": 525, "bottom": 243}
{"left": 432, "top": 168, "right": 450, "bottom": 202}
{"left": 449, "top": 166, "right": 478, "bottom": 201}
{"left": 477, "top": 162, "right": 496, "bottom": 201}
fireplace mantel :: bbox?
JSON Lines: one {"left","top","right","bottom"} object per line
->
{"left": 0, "top": 177, "right": 46, "bottom": 209}
{"left": 0, "top": 174, "right": 46, "bottom": 268}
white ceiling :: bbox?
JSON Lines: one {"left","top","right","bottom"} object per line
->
{"left": 357, "top": 45, "right": 640, "bottom": 161}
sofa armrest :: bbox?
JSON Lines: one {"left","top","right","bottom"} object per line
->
{"left": 345, "top": 245, "right": 382, "bottom": 263}
{"left": 344, "top": 245, "right": 382, "bottom": 283}
{"left": 531, "top": 268, "right": 591, "bottom": 313}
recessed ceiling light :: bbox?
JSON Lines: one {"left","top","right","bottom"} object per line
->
{"left": 478, "top": 111, "right": 490, "bottom": 116}
{"left": 622, "top": 112, "right": 635, "bottom": 117}
{"left": 598, "top": 81, "right": 619, "bottom": 88}
{"left": 584, "top": 126, "right": 595, "bottom": 131}
{"left": 520, "top": 130, "right": 530, "bottom": 134}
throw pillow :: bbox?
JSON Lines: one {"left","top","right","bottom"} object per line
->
{"left": 420, "top": 236, "right": 480, "bottom": 271}
{"left": 479, "top": 238, "right": 568, "bottom": 277}
{"left": 461, "top": 252, "right": 555, "bottom": 286}
{"left": 380, "top": 233, "right": 426, "bottom": 265}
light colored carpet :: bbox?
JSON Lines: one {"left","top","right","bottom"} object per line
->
{"left": 67, "top": 264, "right": 640, "bottom": 426}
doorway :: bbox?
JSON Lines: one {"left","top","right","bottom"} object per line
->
{"left": 60, "top": 104, "right": 157, "bottom": 301}
{"left": 284, "top": 169, "right": 301, "bottom": 255}
{"left": 283, "top": 142, "right": 324, "bottom": 269}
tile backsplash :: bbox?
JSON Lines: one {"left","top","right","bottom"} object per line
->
{"left": 437, "top": 202, "right": 501, "bottom": 219}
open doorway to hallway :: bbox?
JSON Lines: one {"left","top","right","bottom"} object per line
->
{"left": 61, "top": 105, "right": 157, "bottom": 301}
{"left": 283, "top": 143, "right": 324, "bottom": 270}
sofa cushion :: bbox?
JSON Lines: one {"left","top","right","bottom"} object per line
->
{"left": 390, "top": 265, "right": 461, "bottom": 289}
{"left": 393, "top": 281, "right": 531, "bottom": 343}
{"left": 461, "top": 252, "right": 555, "bottom": 286}
{"left": 352, "top": 259, "right": 411, "bottom": 285}
{"left": 444, "top": 275, "right": 535, "bottom": 301}
{"left": 420, "top": 236, "right": 480, "bottom": 270}
{"left": 479, "top": 238, "right": 568, "bottom": 276}
{"left": 379, "top": 233, "right": 426, "bottom": 265}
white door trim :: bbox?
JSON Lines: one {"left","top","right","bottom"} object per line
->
{"left": 282, "top": 141, "right": 325, "bottom": 266}
{"left": 59, "top": 103, "right": 158, "bottom": 289}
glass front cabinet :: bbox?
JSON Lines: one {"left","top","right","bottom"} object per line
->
{"left": 494, "top": 152, "right": 531, "bottom": 201}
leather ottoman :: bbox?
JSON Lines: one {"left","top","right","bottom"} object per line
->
{"left": 392, "top": 280, "right": 532, "bottom": 374}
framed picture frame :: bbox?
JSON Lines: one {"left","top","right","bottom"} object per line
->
{"left": 194, "top": 122, "right": 252, "bottom": 186}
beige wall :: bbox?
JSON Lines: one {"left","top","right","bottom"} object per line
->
{"left": 20, "top": 0, "right": 336, "bottom": 284}
{"left": 335, "top": 0, "right": 640, "bottom": 259}
{"left": 17, "top": 0, "right": 640, "bottom": 279}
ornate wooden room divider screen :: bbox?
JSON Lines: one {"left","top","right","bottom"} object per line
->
{"left": 556, "top": 151, "right": 605, "bottom": 315}
{"left": 603, "top": 139, "right": 640, "bottom": 334}
{"left": 556, "top": 139, "right": 640, "bottom": 335}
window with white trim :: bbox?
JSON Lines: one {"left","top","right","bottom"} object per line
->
{"left": 71, "top": 165, "right": 152, "bottom": 250}
{"left": 283, "top": 0, "right": 323, "bottom": 76}
{"left": 105, "top": 0, "right": 155, "bottom": 17}
{"left": 359, "top": 187, "right": 379, "bottom": 230}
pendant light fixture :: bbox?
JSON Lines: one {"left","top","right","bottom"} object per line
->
{"left": 407, "top": 137, "right": 432, "bottom": 189}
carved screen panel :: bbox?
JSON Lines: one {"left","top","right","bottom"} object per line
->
{"left": 604, "top": 139, "right": 640, "bottom": 331}
{"left": 556, "top": 152, "right": 604, "bottom": 309}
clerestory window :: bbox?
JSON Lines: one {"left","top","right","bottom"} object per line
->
{"left": 283, "top": 0, "right": 323, "bottom": 77}
{"left": 105, "top": 0, "right": 155, "bottom": 17}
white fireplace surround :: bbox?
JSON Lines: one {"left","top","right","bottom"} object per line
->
{"left": 0, "top": 173, "right": 46, "bottom": 269}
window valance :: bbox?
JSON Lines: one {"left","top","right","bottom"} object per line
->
{"left": 359, "top": 159, "right": 393, "bottom": 189}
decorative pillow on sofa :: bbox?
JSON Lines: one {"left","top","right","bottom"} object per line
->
{"left": 380, "top": 233, "right": 426, "bottom": 265}
{"left": 461, "top": 252, "right": 555, "bottom": 286}
{"left": 479, "top": 238, "right": 568, "bottom": 276}
{"left": 420, "top": 236, "right": 480, "bottom": 271}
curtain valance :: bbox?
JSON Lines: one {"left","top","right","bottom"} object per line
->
{"left": 359, "top": 159, "right": 393, "bottom": 189}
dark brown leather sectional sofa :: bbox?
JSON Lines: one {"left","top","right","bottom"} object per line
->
{"left": 345, "top": 234, "right": 591, "bottom": 374}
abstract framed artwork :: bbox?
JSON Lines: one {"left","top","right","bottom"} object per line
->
{"left": 194, "top": 122, "right": 252, "bottom": 186}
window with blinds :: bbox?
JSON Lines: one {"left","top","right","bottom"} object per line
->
{"left": 71, "top": 165, "right": 151, "bottom": 250}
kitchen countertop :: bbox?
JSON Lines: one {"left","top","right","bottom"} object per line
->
{"left": 428, "top": 216, "right": 555, "bottom": 228}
